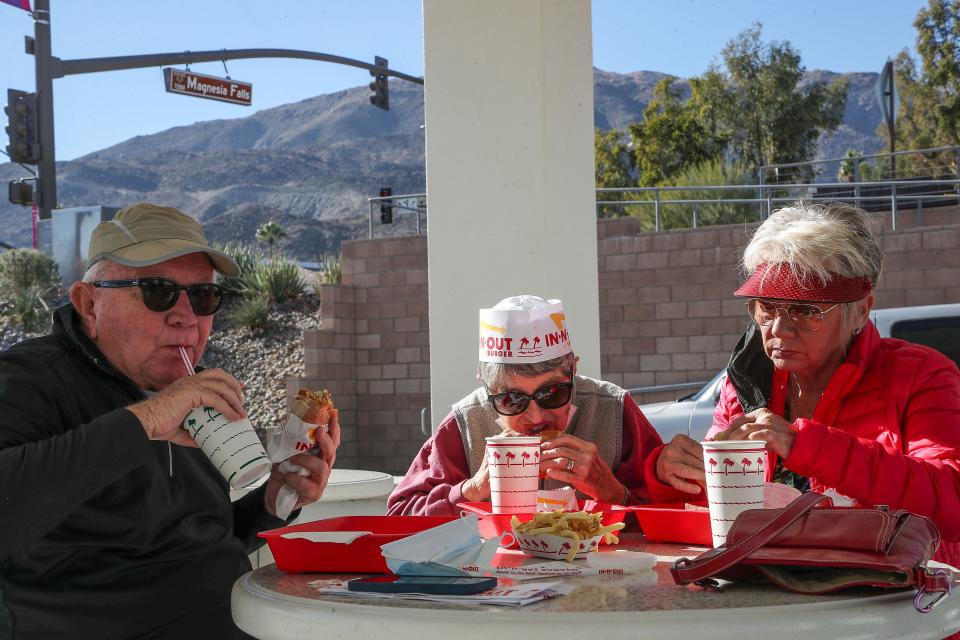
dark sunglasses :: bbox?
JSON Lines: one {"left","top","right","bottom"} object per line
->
{"left": 92, "top": 277, "right": 226, "bottom": 316}
{"left": 486, "top": 376, "right": 575, "bottom": 416}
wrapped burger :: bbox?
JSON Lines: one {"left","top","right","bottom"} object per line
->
{"left": 267, "top": 389, "right": 338, "bottom": 519}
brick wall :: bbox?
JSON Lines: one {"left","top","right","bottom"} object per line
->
{"left": 292, "top": 236, "right": 430, "bottom": 472}
{"left": 296, "top": 210, "right": 960, "bottom": 474}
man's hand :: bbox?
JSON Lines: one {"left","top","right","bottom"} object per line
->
{"left": 655, "top": 434, "right": 706, "bottom": 494}
{"left": 127, "top": 369, "right": 245, "bottom": 447}
{"left": 541, "top": 433, "right": 622, "bottom": 503}
{"left": 716, "top": 409, "right": 794, "bottom": 459}
{"left": 265, "top": 417, "right": 341, "bottom": 515}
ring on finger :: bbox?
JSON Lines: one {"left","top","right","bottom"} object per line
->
{"left": 565, "top": 458, "right": 576, "bottom": 472}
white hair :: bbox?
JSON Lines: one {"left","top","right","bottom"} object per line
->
{"left": 478, "top": 352, "right": 576, "bottom": 393}
{"left": 742, "top": 202, "right": 882, "bottom": 286}
{"left": 81, "top": 259, "right": 121, "bottom": 283}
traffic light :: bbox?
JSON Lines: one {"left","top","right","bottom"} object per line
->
{"left": 5, "top": 89, "right": 40, "bottom": 164}
{"left": 369, "top": 56, "right": 389, "bottom": 111}
{"left": 379, "top": 187, "right": 393, "bottom": 224}
{"left": 8, "top": 179, "right": 34, "bottom": 206}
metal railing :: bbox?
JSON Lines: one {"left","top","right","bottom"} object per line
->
{"left": 368, "top": 175, "right": 960, "bottom": 237}
{"left": 626, "top": 381, "right": 706, "bottom": 396}
{"left": 596, "top": 178, "right": 960, "bottom": 231}
{"left": 367, "top": 193, "right": 427, "bottom": 239}
{"left": 760, "top": 145, "right": 960, "bottom": 186}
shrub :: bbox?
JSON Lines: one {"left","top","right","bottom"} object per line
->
{"left": 317, "top": 252, "right": 342, "bottom": 284}
{"left": 7, "top": 286, "right": 53, "bottom": 332}
{"left": 241, "top": 257, "right": 304, "bottom": 302}
{"left": 227, "top": 294, "right": 271, "bottom": 332}
{"left": 213, "top": 242, "right": 261, "bottom": 293}
{"left": 0, "top": 248, "right": 60, "bottom": 299}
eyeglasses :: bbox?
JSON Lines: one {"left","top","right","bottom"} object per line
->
{"left": 746, "top": 298, "right": 841, "bottom": 332}
{"left": 486, "top": 376, "right": 575, "bottom": 416}
{"left": 92, "top": 278, "right": 226, "bottom": 316}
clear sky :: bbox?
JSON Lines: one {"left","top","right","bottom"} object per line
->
{"left": 0, "top": 0, "right": 928, "bottom": 161}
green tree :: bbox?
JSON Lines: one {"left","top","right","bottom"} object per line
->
{"left": 713, "top": 24, "right": 847, "bottom": 174}
{"left": 255, "top": 221, "right": 286, "bottom": 259}
{"left": 594, "top": 128, "right": 636, "bottom": 217}
{"left": 628, "top": 78, "right": 723, "bottom": 186}
{"left": 877, "top": 3, "right": 960, "bottom": 178}
{"left": 915, "top": 0, "right": 960, "bottom": 145}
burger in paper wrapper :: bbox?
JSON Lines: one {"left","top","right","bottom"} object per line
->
{"left": 290, "top": 389, "right": 338, "bottom": 448}
{"left": 266, "top": 389, "right": 338, "bottom": 519}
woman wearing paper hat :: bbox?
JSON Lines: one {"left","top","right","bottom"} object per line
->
{"left": 388, "top": 295, "right": 685, "bottom": 515}
{"left": 652, "top": 202, "right": 960, "bottom": 566}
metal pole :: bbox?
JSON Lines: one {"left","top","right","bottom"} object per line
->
{"left": 416, "top": 205, "right": 421, "bottom": 235}
{"left": 757, "top": 170, "right": 765, "bottom": 219}
{"left": 368, "top": 201, "right": 373, "bottom": 239}
{"left": 33, "top": 0, "right": 57, "bottom": 220}
{"left": 891, "top": 183, "right": 898, "bottom": 231}
{"left": 853, "top": 161, "right": 861, "bottom": 209}
{"left": 654, "top": 189, "right": 661, "bottom": 232}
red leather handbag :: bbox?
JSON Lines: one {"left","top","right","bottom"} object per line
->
{"left": 670, "top": 492, "right": 953, "bottom": 613}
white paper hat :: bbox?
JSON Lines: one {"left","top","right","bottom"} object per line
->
{"left": 479, "top": 295, "right": 572, "bottom": 364}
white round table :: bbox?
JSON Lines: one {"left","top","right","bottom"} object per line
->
{"left": 232, "top": 535, "right": 960, "bottom": 639}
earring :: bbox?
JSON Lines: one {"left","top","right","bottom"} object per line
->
{"left": 853, "top": 327, "right": 863, "bottom": 336}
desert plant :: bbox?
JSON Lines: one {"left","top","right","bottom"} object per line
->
{"left": 0, "top": 248, "right": 60, "bottom": 299}
{"left": 255, "top": 221, "right": 287, "bottom": 259}
{"left": 241, "top": 257, "right": 304, "bottom": 302}
{"left": 317, "top": 252, "right": 342, "bottom": 284}
{"left": 213, "top": 242, "right": 262, "bottom": 292}
{"left": 7, "top": 285, "right": 53, "bottom": 332}
{"left": 227, "top": 294, "right": 271, "bottom": 332}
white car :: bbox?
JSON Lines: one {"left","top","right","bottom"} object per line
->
{"left": 638, "top": 303, "right": 960, "bottom": 443}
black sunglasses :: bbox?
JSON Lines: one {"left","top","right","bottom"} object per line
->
{"left": 486, "top": 376, "right": 575, "bottom": 416}
{"left": 92, "top": 278, "right": 226, "bottom": 316}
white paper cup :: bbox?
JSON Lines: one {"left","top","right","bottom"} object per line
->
{"left": 701, "top": 439, "right": 766, "bottom": 547}
{"left": 486, "top": 436, "right": 540, "bottom": 514}
{"left": 184, "top": 407, "right": 272, "bottom": 490}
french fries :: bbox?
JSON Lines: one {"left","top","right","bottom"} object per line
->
{"left": 511, "top": 510, "right": 626, "bottom": 563}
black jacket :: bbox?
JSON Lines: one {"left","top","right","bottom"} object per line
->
{"left": 0, "top": 305, "right": 286, "bottom": 639}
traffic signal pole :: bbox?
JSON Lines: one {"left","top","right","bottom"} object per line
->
{"left": 20, "top": 0, "right": 422, "bottom": 220}
{"left": 33, "top": 0, "right": 57, "bottom": 219}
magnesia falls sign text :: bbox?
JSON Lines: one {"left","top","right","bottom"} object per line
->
{"left": 163, "top": 68, "right": 253, "bottom": 106}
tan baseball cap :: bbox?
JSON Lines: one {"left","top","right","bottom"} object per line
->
{"left": 87, "top": 202, "right": 240, "bottom": 277}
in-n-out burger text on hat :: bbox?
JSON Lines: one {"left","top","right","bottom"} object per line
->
{"left": 478, "top": 296, "right": 572, "bottom": 364}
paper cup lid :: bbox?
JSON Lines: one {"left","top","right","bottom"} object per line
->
{"left": 702, "top": 439, "right": 765, "bottom": 451}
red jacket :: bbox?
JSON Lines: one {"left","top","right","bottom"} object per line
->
{"left": 709, "top": 321, "right": 960, "bottom": 566}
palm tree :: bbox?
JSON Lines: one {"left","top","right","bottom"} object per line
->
{"left": 255, "top": 221, "right": 287, "bottom": 259}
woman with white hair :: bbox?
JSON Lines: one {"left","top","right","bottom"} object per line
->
{"left": 388, "top": 295, "right": 683, "bottom": 515}
{"left": 654, "top": 202, "right": 960, "bottom": 565}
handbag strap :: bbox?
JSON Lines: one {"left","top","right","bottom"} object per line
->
{"left": 671, "top": 491, "right": 831, "bottom": 588}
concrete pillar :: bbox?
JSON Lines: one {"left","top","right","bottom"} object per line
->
{"left": 423, "top": 1, "right": 599, "bottom": 425}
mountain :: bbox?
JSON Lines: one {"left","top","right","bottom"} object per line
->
{"left": 0, "top": 68, "right": 886, "bottom": 256}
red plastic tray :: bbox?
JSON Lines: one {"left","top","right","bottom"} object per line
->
{"left": 457, "top": 500, "right": 629, "bottom": 548}
{"left": 259, "top": 515, "right": 458, "bottom": 574}
{"left": 632, "top": 502, "right": 711, "bottom": 546}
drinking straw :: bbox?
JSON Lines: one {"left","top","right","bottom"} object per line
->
{"left": 178, "top": 346, "right": 194, "bottom": 377}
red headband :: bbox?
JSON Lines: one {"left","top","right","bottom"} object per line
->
{"left": 734, "top": 263, "right": 873, "bottom": 302}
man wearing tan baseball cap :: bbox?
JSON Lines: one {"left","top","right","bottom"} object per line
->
{"left": 0, "top": 202, "right": 338, "bottom": 639}
{"left": 86, "top": 202, "right": 240, "bottom": 277}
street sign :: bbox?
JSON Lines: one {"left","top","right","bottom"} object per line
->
{"left": 163, "top": 68, "right": 252, "bottom": 106}
{"left": 875, "top": 60, "right": 899, "bottom": 126}
{"left": 393, "top": 197, "right": 423, "bottom": 211}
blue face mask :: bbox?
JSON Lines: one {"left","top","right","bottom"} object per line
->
{"left": 380, "top": 514, "right": 503, "bottom": 576}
